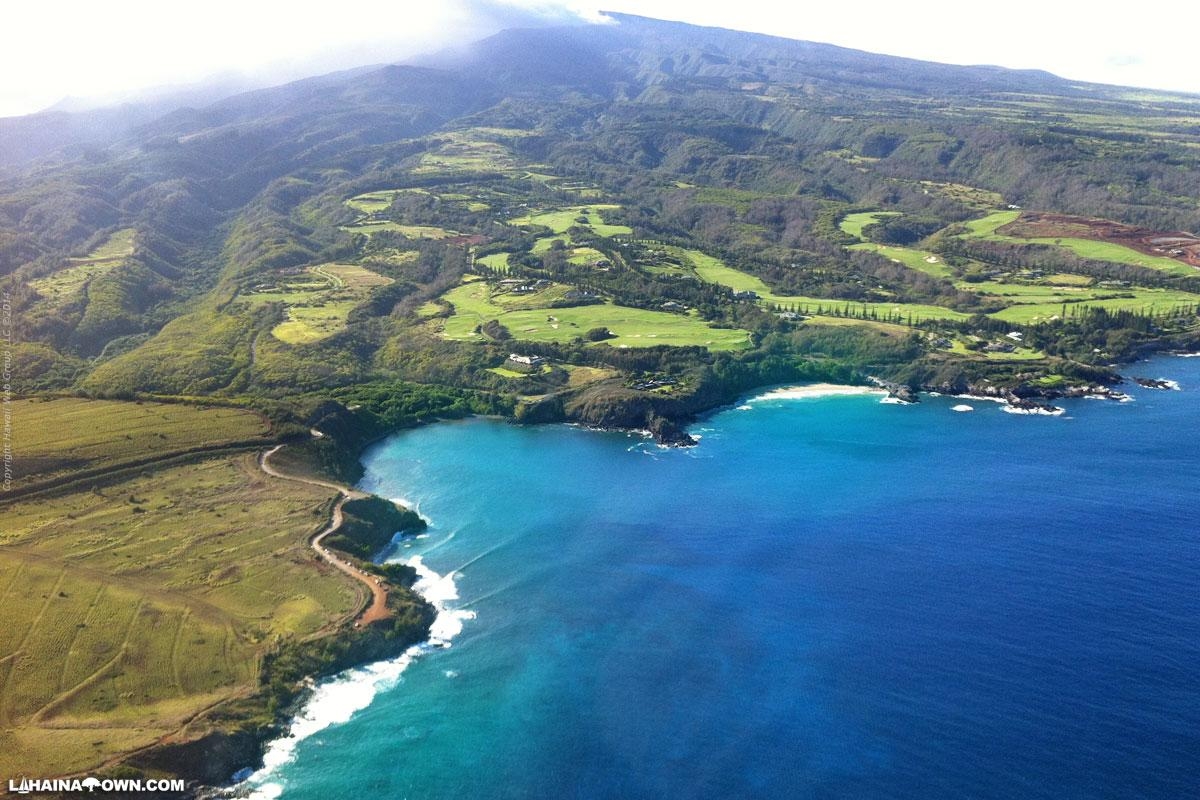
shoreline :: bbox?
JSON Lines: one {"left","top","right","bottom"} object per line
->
{"left": 237, "top": 555, "right": 470, "bottom": 800}
{"left": 189, "top": 357, "right": 1188, "bottom": 794}
{"left": 219, "top": 381, "right": 895, "bottom": 794}
{"left": 160, "top": 360, "right": 1193, "bottom": 793}
{"left": 747, "top": 383, "right": 889, "bottom": 401}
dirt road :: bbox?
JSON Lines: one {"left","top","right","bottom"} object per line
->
{"left": 260, "top": 445, "right": 390, "bottom": 626}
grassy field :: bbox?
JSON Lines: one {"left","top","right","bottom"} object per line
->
{"left": 340, "top": 220, "right": 458, "bottom": 239}
{"left": 413, "top": 132, "right": 519, "bottom": 174}
{"left": 957, "top": 210, "right": 1195, "bottom": 276}
{"left": 477, "top": 252, "right": 512, "bottom": 272}
{"left": 989, "top": 291, "right": 1200, "bottom": 323}
{"left": 849, "top": 242, "right": 955, "bottom": 279}
{"left": 29, "top": 228, "right": 136, "bottom": 307}
{"left": 680, "top": 247, "right": 969, "bottom": 323}
{"left": 240, "top": 263, "right": 392, "bottom": 344}
{"left": 1044, "top": 273, "right": 1095, "bottom": 286}
{"left": 0, "top": 453, "right": 357, "bottom": 777}
{"left": 683, "top": 239, "right": 1196, "bottom": 326}
{"left": 508, "top": 205, "right": 632, "bottom": 237}
{"left": 839, "top": 211, "right": 900, "bottom": 239}
{"left": 562, "top": 364, "right": 620, "bottom": 387}
{"left": 1020, "top": 236, "right": 1197, "bottom": 276}
{"left": 10, "top": 398, "right": 270, "bottom": 486}
{"left": 960, "top": 280, "right": 1108, "bottom": 303}
{"left": 960, "top": 210, "right": 1022, "bottom": 239}
{"left": 801, "top": 316, "right": 913, "bottom": 336}
{"left": 344, "top": 191, "right": 395, "bottom": 214}
{"left": 946, "top": 340, "right": 1047, "bottom": 360}
{"left": 567, "top": 247, "right": 607, "bottom": 266}
{"left": 436, "top": 281, "right": 751, "bottom": 349}
{"left": 531, "top": 236, "right": 569, "bottom": 253}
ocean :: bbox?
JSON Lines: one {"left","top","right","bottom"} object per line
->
{"left": 243, "top": 355, "right": 1200, "bottom": 799}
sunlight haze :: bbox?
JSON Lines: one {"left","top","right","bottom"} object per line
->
{"left": 1, "top": 0, "right": 1195, "bottom": 117}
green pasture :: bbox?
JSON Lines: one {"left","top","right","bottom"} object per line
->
{"left": 0, "top": 453, "right": 357, "bottom": 778}
{"left": 508, "top": 204, "right": 632, "bottom": 237}
{"left": 239, "top": 263, "right": 391, "bottom": 344}
{"left": 839, "top": 211, "right": 900, "bottom": 239}
{"left": 849, "top": 242, "right": 955, "bottom": 279}
{"left": 436, "top": 281, "right": 750, "bottom": 350}
{"left": 10, "top": 398, "right": 269, "bottom": 485}
{"left": 29, "top": 228, "right": 136, "bottom": 305}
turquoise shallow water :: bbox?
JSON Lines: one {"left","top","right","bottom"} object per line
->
{"left": 246, "top": 356, "right": 1200, "bottom": 799}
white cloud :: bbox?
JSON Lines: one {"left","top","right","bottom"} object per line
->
{"left": 1, "top": 0, "right": 1196, "bottom": 117}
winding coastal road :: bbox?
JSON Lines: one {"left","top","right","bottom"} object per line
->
{"left": 259, "top": 445, "right": 391, "bottom": 626}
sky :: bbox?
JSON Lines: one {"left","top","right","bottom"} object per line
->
{"left": 2, "top": 0, "right": 1197, "bottom": 118}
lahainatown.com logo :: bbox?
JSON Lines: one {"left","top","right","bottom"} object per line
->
{"left": 8, "top": 777, "right": 186, "bottom": 794}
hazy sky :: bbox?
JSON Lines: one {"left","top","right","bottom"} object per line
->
{"left": 2, "top": 0, "right": 1196, "bottom": 117}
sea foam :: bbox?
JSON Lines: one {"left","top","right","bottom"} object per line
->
{"left": 240, "top": 555, "right": 473, "bottom": 799}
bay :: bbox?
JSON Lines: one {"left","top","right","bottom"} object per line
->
{"left": 246, "top": 355, "right": 1200, "bottom": 799}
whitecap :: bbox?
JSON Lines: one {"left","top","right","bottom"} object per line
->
{"left": 952, "top": 394, "right": 1007, "bottom": 405}
{"left": 1002, "top": 405, "right": 1064, "bottom": 416}
{"left": 951, "top": 404, "right": 974, "bottom": 412}
{"left": 240, "top": 554, "right": 473, "bottom": 797}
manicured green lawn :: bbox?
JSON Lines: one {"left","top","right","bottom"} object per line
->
{"left": 839, "top": 211, "right": 900, "bottom": 239}
{"left": 509, "top": 204, "right": 632, "bottom": 237}
{"left": 239, "top": 263, "right": 392, "bottom": 344}
{"left": 960, "top": 209, "right": 1021, "bottom": 238}
{"left": 437, "top": 281, "right": 750, "bottom": 349}
{"left": 990, "top": 291, "right": 1200, "bottom": 323}
{"left": 477, "top": 252, "right": 512, "bottom": 271}
{"left": 341, "top": 220, "right": 457, "bottom": 239}
{"left": 1022, "top": 236, "right": 1196, "bottom": 276}
{"left": 849, "top": 242, "right": 955, "bottom": 279}
{"left": 957, "top": 210, "right": 1196, "bottom": 277}
{"left": 682, "top": 247, "right": 969, "bottom": 322}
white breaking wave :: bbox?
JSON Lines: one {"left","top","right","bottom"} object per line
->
{"left": 390, "top": 495, "right": 424, "bottom": 521}
{"left": 1002, "top": 404, "right": 1065, "bottom": 416}
{"left": 951, "top": 404, "right": 974, "bottom": 412}
{"left": 241, "top": 555, "right": 473, "bottom": 799}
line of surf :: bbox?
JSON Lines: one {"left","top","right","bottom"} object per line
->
{"left": 239, "top": 555, "right": 473, "bottom": 800}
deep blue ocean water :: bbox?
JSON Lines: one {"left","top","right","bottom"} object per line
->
{"left": 246, "top": 355, "right": 1200, "bottom": 799}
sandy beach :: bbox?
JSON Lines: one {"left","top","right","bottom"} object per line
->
{"left": 750, "top": 383, "right": 889, "bottom": 401}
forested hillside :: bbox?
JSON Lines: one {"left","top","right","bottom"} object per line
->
{"left": 5, "top": 12, "right": 1200, "bottom": 446}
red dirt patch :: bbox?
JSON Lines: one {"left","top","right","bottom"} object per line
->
{"left": 1000, "top": 212, "right": 1200, "bottom": 268}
